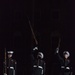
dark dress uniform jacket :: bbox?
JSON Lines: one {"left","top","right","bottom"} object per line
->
{"left": 56, "top": 53, "right": 72, "bottom": 75}
{"left": 33, "top": 59, "right": 45, "bottom": 75}
{"left": 7, "top": 58, "right": 17, "bottom": 75}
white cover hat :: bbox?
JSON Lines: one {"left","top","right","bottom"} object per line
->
{"left": 38, "top": 52, "right": 44, "bottom": 59}
{"left": 63, "top": 51, "right": 70, "bottom": 57}
{"left": 7, "top": 51, "right": 14, "bottom": 54}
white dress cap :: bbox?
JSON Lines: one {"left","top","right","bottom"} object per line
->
{"left": 7, "top": 51, "right": 14, "bottom": 54}
{"left": 38, "top": 52, "right": 44, "bottom": 59}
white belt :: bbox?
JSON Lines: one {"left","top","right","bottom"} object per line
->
{"left": 66, "top": 67, "right": 70, "bottom": 69}
{"left": 10, "top": 67, "right": 14, "bottom": 69}
{"left": 61, "top": 66, "right": 70, "bottom": 70}
{"left": 33, "top": 65, "right": 43, "bottom": 69}
{"left": 61, "top": 66, "right": 65, "bottom": 68}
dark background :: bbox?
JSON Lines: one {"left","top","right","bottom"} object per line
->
{"left": 0, "top": 0, "right": 75, "bottom": 75}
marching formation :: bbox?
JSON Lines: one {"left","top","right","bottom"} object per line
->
{"left": 3, "top": 22, "right": 73, "bottom": 75}
{"left": 3, "top": 45, "right": 73, "bottom": 75}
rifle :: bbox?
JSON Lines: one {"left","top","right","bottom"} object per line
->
{"left": 56, "top": 38, "right": 61, "bottom": 53}
{"left": 29, "top": 20, "right": 38, "bottom": 45}
{"left": 58, "top": 38, "right": 61, "bottom": 48}
{"left": 4, "top": 48, "right": 7, "bottom": 75}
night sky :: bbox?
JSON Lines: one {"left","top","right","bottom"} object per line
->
{"left": 0, "top": 0, "right": 75, "bottom": 75}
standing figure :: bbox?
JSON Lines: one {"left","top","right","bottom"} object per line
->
{"left": 55, "top": 47, "right": 73, "bottom": 75}
{"left": 7, "top": 51, "right": 17, "bottom": 75}
{"left": 33, "top": 52, "right": 46, "bottom": 75}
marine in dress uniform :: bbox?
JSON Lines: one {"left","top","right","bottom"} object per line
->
{"left": 33, "top": 51, "right": 46, "bottom": 75}
{"left": 55, "top": 48, "right": 73, "bottom": 75}
{"left": 7, "top": 51, "right": 17, "bottom": 75}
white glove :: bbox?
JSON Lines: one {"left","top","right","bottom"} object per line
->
{"left": 56, "top": 47, "right": 59, "bottom": 53}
